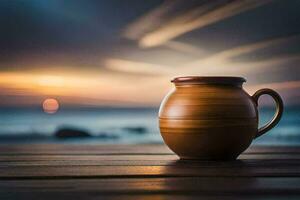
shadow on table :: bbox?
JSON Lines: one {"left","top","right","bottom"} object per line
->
{"left": 160, "top": 159, "right": 260, "bottom": 195}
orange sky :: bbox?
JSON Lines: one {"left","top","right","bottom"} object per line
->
{"left": 1, "top": 0, "right": 300, "bottom": 107}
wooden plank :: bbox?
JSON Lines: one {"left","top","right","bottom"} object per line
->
{"left": 0, "top": 144, "right": 299, "bottom": 199}
{"left": 1, "top": 156, "right": 300, "bottom": 166}
{"left": 0, "top": 144, "right": 172, "bottom": 155}
{"left": 1, "top": 164, "right": 300, "bottom": 178}
{"left": 0, "top": 154, "right": 292, "bottom": 163}
{"left": 1, "top": 153, "right": 300, "bottom": 163}
{"left": 1, "top": 193, "right": 299, "bottom": 200}
{"left": 0, "top": 177, "right": 300, "bottom": 200}
{"left": 0, "top": 145, "right": 299, "bottom": 178}
{"left": 0, "top": 155, "right": 178, "bottom": 162}
{"left": 1, "top": 177, "right": 300, "bottom": 194}
{"left": 0, "top": 144, "right": 299, "bottom": 155}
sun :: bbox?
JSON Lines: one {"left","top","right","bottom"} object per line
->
{"left": 42, "top": 98, "right": 60, "bottom": 114}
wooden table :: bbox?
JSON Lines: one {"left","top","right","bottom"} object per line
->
{"left": 0, "top": 144, "right": 300, "bottom": 199}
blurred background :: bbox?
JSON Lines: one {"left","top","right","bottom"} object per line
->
{"left": 1, "top": 0, "right": 300, "bottom": 144}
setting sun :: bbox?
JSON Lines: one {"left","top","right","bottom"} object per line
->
{"left": 42, "top": 98, "right": 59, "bottom": 114}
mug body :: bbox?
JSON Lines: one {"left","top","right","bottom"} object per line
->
{"left": 159, "top": 76, "right": 258, "bottom": 160}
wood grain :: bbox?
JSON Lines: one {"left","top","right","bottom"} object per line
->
{"left": 1, "top": 177, "right": 300, "bottom": 194}
{"left": 1, "top": 164, "right": 300, "bottom": 179}
{"left": 1, "top": 193, "right": 299, "bottom": 200}
{"left": 1, "top": 155, "right": 300, "bottom": 164}
{"left": 0, "top": 144, "right": 299, "bottom": 155}
{"left": 0, "top": 144, "right": 299, "bottom": 200}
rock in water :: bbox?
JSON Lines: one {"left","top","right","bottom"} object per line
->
{"left": 123, "top": 126, "right": 147, "bottom": 134}
{"left": 55, "top": 127, "right": 91, "bottom": 138}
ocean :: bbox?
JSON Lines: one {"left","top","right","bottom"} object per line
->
{"left": 0, "top": 107, "right": 299, "bottom": 145}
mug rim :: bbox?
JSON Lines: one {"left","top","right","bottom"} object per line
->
{"left": 171, "top": 76, "right": 246, "bottom": 85}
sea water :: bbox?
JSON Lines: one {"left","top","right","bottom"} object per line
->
{"left": 0, "top": 107, "right": 299, "bottom": 145}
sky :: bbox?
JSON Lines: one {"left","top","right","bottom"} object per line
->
{"left": 1, "top": 0, "right": 300, "bottom": 108}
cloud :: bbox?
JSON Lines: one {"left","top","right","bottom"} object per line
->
{"left": 103, "top": 34, "right": 300, "bottom": 85}
{"left": 123, "top": 0, "right": 183, "bottom": 40}
{"left": 125, "top": 0, "right": 273, "bottom": 47}
{"left": 179, "top": 34, "right": 300, "bottom": 76}
{"left": 163, "top": 41, "right": 208, "bottom": 56}
{"left": 104, "top": 58, "right": 173, "bottom": 75}
{"left": 1, "top": 0, "right": 300, "bottom": 107}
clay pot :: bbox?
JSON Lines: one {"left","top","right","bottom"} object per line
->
{"left": 159, "top": 76, "right": 283, "bottom": 160}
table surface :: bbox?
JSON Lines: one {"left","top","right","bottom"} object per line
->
{"left": 0, "top": 144, "right": 300, "bottom": 200}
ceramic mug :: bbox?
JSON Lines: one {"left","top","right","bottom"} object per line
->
{"left": 159, "top": 76, "right": 283, "bottom": 160}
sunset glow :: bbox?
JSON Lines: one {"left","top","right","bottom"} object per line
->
{"left": 37, "top": 75, "right": 65, "bottom": 87}
{"left": 0, "top": 0, "right": 300, "bottom": 107}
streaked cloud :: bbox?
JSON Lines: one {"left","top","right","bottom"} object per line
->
{"left": 125, "top": 0, "right": 273, "bottom": 47}
{"left": 104, "top": 58, "right": 173, "bottom": 75}
{"left": 103, "top": 35, "right": 300, "bottom": 89}
{"left": 180, "top": 35, "right": 300, "bottom": 75}
{"left": 123, "top": 0, "right": 182, "bottom": 40}
{"left": 163, "top": 41, "right": 207, "bottom": 56}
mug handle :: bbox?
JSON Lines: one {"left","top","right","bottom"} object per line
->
{"left": 252, "top": 88, "right": 284, "bottom": 138}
